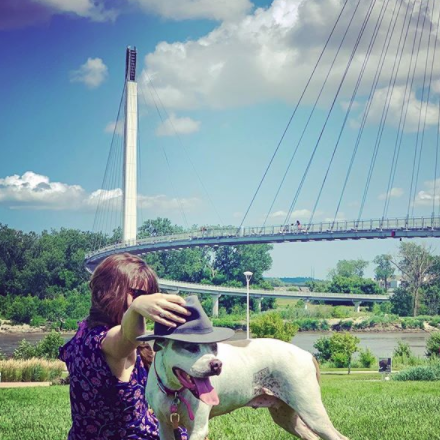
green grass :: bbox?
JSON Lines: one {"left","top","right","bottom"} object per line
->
{"left": 0, "top": 376, "right": 439, "bottom": 439}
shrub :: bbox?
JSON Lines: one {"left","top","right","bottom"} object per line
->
{"left": 354, "top": 319, "right": 369, "bottom": 330}
{"left": 250, "top": 312, "right": 298, "bottom": 342}
{"left": 293, "top": 318, "right": 320, "bottom": 331}
{"left": 212, "top": 316, "right": 245, "bottom": 330}
{"left": 331, "top": 306, "right": 350, "bottom": 319}
{"left": 393, "top": 362, "right": 440, "bottom": 381}
{"left": 426, "top": 331, "right": 440, "bottom": 358}
{"left": 340, "top": 320, "right": 353, "bottom": 331}
{"left": 313, "top": 336, "right": 332, "bottom": 362}
{"left": 320, "top": 320, "right": 330, "bottom": 331}
{"left": 359, "top": 348, "right": 376, "bottom": 368}
{"left": 30, "top": 315, "right": 46, "bottom": 327}
{"left": 13, "top": 339, "right": 38, "bottom": 360}
{"left": 393, "top": 340, "right": 413, "bottom": 358}
{"left": 36, "top": 331, "right": 65, "bottom": 359}
{"left": 63, "top": 318, "right": 79, "bottom": 331}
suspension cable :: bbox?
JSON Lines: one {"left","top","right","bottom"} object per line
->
{"left": 284, "top": 0, "right": 373, "bottom": 227}
{"left": 238, "top": 0, "right": 351, "bottom": 229}
{"left": 309, "top": 0, "right": 397, "bottom": 226}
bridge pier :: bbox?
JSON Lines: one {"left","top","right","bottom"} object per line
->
{"left": 353, "top": 301, "right": 362, "bottom": 313}
{"left": 212, "top": 294, "right": 221, "bottom": 318}
{"left": 304, "top": 299, "right": 309, "bottom": 310}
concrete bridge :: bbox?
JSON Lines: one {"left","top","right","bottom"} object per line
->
{"left": 158, "top": 278, "right": 390, "bottom": 316}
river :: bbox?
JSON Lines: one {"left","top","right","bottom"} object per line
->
{"left": 0, "top": 330, "right": 431, "bottom": 358}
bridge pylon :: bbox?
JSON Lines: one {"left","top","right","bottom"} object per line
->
{"left": 123, "top": 46, "right": 138, "bottom": 245}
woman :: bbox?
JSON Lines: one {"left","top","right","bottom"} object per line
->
{"left": 59, "top": 253, "right": 190, "bottom": 440}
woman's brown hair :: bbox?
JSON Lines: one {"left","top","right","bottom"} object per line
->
{"left": 87, "top": 252, "right": 158, "bottom": 369}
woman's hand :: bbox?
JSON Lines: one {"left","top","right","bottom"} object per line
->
{"left": 132, "top": 293, "right": 191, "bottom": 327}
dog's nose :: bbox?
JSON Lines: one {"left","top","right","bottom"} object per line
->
{"left": 210, "top": 359, "right": 222, "bottom": 375}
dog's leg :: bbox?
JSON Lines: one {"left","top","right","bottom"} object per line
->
{"left": 268, "top": 402, "right": 320, "bottom": 440}
{"left": 290, "top": 395, "right": 349, "bottom": 440}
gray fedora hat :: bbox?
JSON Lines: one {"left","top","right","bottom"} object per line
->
{"left": 137, "top": 295, "right": 235, "bottom": 343}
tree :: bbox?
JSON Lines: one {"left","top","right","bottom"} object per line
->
{"left": 329, "top": 259, "right": 369, "bottom": 279}
{"left": 250, "top": 312, "right": 298, "bottom": 342}
{"left": 373, "top": 254, "right": 395, "bottom": 289}
{"left": 328, "top": 332, "right": 360, "bottom": 374}
{"left": 390, "top": 288, "right": 413, "bottom": 316}
{"left": 391, "top": 243, "right": 434, "bottom": 316}
{"left": 314, "top": 333, "right": 360, "bottom": 374}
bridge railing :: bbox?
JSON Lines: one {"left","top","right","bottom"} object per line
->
{"left": 86, "top": 215, "right": 440, "bottom": 259}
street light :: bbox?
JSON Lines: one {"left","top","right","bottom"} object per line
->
{"left": 244, "top": 271, "right": 253, "bottom": 339}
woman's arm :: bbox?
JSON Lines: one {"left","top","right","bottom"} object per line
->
{"left": 101, "top": 294, "right": 189, "bottom": 374}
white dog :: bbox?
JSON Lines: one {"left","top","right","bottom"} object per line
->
{"left": 138, "top": 296, "right": 348, "bottom": 440}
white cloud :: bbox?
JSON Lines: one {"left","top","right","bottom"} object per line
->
{"left": 33, "top": 0, "right": 117, "bottom": 21}
{"left": 0, "top": 172, "right": 86, "bottom": 210}
{"left": 129, "top": 0, "right": 252, "bottom": 22}
{"left": 378, "top": 187, "right": 404, "bottom": 200}
{"left": 0, "top": 0, "right": 118, "bottom": 30}
{"left": 105, "top": 120, "right": 124, "bottom": 135}
{"left": 140, "top": 0, "right": 440, "bottom": 121}
{"left": 269, "top": 208, "right": 311, "bottom": 219}
{"left": 366, "top": 86, "right": 440, "bottom": 133}
{"left": 70, "top": 58, "right": 108, "bottom": 89}
{"left": 0, "top": 172, "right": 201, "bottom": 212}
{"left": 138, "top": 194, "right": 200, "bottom": 210}
{"left": 415, "top": 178, "right": 440, "bottom": 206}
{"left": 156, "top": 113, "right": 201, "bottom": 137}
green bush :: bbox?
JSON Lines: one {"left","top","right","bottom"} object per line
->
{"left": 393, "top": 341, "right": 413, "bottom": 358}
{"left": 212, "top": 316, "right": 245, "bottom": 330}
{"left": 340, "top": 320, "right": 353, "bottom": 331}
{"left": 401, "top": 318, "right": 424, "bottom": 330}
{"left": 359, "top": 348, "right": 376, "bottom": 368}
{"left": 353, "top": 319, "right": 369, "bottom": 330}
{"left": 293, "top": 318, "right": 320, "bottom": 331}
{"left": 250, "top": 312, "right": 298, "bottom": 342}
{"left": 13, "top": 339, "right": 38, "bottom": 360}
{"left": 30, "top": 315, "right": 46, "bottom": 327}
{"left": 331, "top": 306, "right": 350, "bottom": 319}
{"left": 313, "top": 336, "right": 332, "bottom": 362}
{"left": 36, "top": 332, "right": 66, "bottom": 360}
{"left": 426, "top": 331, "right": 440, "bottom": 358}
{"left": 63, "top": 318, "right": 79, "bottom": 331}
{"left": 393, "top": 362, "right": 440, "bottom": 381}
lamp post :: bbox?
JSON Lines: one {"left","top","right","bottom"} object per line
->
{"left": 244, "top": 271, "right": 253, "bottom": 339}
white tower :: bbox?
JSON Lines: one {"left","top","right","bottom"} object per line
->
{"left": 123, "top": 47, "right": 138, "bottom": 244}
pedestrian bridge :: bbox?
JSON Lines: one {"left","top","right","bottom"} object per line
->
{"left": 85, "top": 216, "right": 440, "bottom": 272}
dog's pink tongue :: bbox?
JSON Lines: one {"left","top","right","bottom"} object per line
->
{"left": 193, "top": 377, "right": 219, "bottom": 406}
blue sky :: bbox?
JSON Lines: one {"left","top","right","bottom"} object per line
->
{"left": 1, "top": 0, "right": 440, "bottom": 279}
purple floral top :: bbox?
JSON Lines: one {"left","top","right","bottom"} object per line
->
{"left": 59, "top": 320, "right": 160, "bottom": 440}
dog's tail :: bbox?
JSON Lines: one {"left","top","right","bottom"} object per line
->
{"left": 312, "top": 356, "right": 321, "bottom": 384}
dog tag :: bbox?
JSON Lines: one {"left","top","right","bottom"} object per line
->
{"left": 170, "top": 403, "right": 178, "bottom": 413}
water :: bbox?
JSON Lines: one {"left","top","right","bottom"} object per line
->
{"left": 0, "top": 330, "right": 431, "bottom": 358}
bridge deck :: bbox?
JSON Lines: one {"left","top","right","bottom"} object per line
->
{"left": 85, "top": 216, "right": 440, "bottom": 271}
{"left": 158, "top": 279, "right": 389, "bottom": 302}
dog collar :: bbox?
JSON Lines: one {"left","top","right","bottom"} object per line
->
{"left": 153, "top": 356, "right": 195, "bottom": 421}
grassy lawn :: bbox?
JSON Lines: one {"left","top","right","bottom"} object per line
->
{"left": 0, "top": 376, "right": 439, "bottom": 440}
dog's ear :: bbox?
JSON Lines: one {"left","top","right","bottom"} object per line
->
{"left": 153, "top": 339, "right": 166, "bottom": 352}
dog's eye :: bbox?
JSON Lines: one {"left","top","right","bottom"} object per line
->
{"left": 183, "top": 344, "right": 200, "bottom": 353}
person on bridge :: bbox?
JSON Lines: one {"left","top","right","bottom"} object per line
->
{"left": 59, "top": 253, "right": 190, "bottom": 440}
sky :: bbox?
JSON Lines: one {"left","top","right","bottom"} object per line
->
{"left": 1, "top": 0, "right": 440, "bottom": 280}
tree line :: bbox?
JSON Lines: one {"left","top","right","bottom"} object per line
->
{"left": 0, "top": 219, "right": 274, "bottom": 325}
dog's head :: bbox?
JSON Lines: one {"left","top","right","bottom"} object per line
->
{"left": 155, "top": 339, "right": 222, "bottom": 406}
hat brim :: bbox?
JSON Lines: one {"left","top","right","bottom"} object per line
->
{"left": 136, "top": 326, "right": 235, "bottom": 344}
